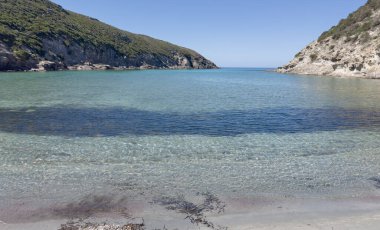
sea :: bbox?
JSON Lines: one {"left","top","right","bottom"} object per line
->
{"left": 0, "top": 68, "right": 379, "bottom": 228}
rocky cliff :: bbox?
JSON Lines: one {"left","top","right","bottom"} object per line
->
{"left": 0, "top": 0, "right": 217, "bottom": 71}
{"left": 278, "top": 0, "right": 380, "bottom": 78}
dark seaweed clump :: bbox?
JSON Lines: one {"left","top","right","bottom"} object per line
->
{"left": 58, "top": 221, "right": 144, "bottom": 230}
{"left": 152, "top": 192, "right": 227, "bottom": 230}
{"left": 52, "top": 195, "right": 130, "bottom": 219}
{"left": 369, "top": 177, "right": 380, "bottom": 189}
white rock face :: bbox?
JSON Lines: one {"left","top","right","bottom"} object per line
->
{"left": 278, "top": 1, "right": 380, "bottom": 78}
{"left": 278, "top": 37, "right": 380, "bottom": 78}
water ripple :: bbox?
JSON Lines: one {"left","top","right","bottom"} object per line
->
{"left": 0, "top": 106, "right": 379, "bottom": 137}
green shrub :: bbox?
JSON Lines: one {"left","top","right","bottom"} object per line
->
{"left": 0, "top": 0, "right": 199, "bottom": 61}
{"left": 318, "top": 1, "right": 377, "bottom": 42}
{"left": 14, "top": 49, "right": 31, "bottom": 61}
{"left": 360, "top": 31, "right": 371, "bottom": 43}
{"left": 310, "top": 54, "right": 318, "bottom": 62}
{"left": 294, "top": 52, "right": 302, "bottom": 58}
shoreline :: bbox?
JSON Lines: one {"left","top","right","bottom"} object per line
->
{"left": 0, "top": 61, "right": 220, "bottom": 73}
{"left": 1, "top": 195, "right": 380, "bottom": 230}
{"left": 276, "top": 68, "right": 380, "bottom": 80}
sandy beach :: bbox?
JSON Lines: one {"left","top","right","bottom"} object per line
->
{"left": 214, "top": 196, "right": 380, "bottom": 230}
{"left": 1, "top": 196, "right": 380, "bottom": 230}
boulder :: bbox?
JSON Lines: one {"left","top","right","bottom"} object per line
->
{"left": 37, "top": 61, "right": 65, "bottom": 71}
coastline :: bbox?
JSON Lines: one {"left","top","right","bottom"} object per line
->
{"left": 276, "top": 68, "right": 380, "bottom": 80}
{"left": 1, "top": 69, "right": 380, "bottom": 230}
{"left": 0, "top": 64, "right": 219, "bottom": 73}
{"left": 2, "top": 195, "right": 380, "bottom": 230}
{"left": 0, "top": 196, "right": 380, "bottom": 230}
{"left": 26, "top": 62, "right": 219, "bottom": 72}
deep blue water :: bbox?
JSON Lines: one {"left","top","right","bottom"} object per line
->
{"left": 0, "top": 106, "right": 380, "bottom": 136}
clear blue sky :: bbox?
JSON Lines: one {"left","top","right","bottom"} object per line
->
{"left": 51, "top": 0, "right": 366, "bottom": 67}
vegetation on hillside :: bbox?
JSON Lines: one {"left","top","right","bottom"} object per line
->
{"left": 318, "top": 0, "right": 380, "bottom": 42}
{"left": 0, "top": 0, "right": 199, "bottom": 59}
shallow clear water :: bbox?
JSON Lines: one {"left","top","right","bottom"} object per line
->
{"left": 0, "top": 68, "right": 380, "bottom": 222}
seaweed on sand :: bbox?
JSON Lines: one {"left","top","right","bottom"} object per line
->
{"left": 55, "top": 195, "right": 141, "bottom": 230}
{"left": 58, "top": 220, "right": 145, "bottom": 230}
{"left": 152, "top": 192, "right": 227, "bottom": 230}
{"left": 56, "top": 193, "right": 226, "bottom": 230}
{"left": 52, "top": 195, "right": 130, "bottom": 219}
{"left": 369, "top": 177, "right": 380, "bottom": 189}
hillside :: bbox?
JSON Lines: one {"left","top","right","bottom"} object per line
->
{"left": 278, "top": 0, "right": 380, "bottom": 78}
{"left": 0, "top": 0, "right": 217, "bottom": 71}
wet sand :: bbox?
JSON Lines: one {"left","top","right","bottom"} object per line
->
{"left": 213, "top": 196, "right": 380, "bottom": 230}
{"left": 1, "top": 196, "right": 380, "bottom": 230}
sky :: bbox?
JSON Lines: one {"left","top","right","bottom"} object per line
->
{"left": 51, "top": 0, "right": 366, "bottom": 68}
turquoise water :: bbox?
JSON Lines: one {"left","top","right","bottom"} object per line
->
{"left": 0, "top": 68, "right": 380, "bottom": 222}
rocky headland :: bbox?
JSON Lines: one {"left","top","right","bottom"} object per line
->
{"left": 0, "top": 0, "right": 217, "bottom": 72}
{"left": 278, "top": 0, "right": 380, "bottom": 78}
